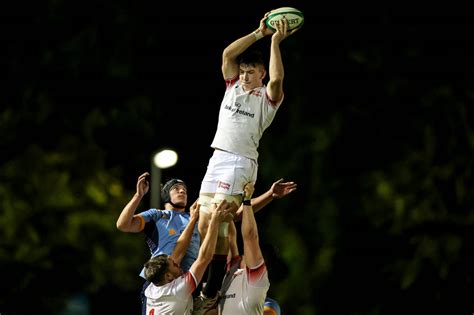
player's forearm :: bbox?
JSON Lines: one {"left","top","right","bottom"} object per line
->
{"left": 172, "top": 216, "right": 199, "bottom": 264}
{"left": 116, "top": 193, "right": 142, "bottom": 231}
{"left": 269, "top": 40, "right": 284, "bottom": 81}
{"left": 241, "top": 205, "right": 259, "bottom": 241}
{"left": 233, "top": 190, "right": 273, "bottom": 221}
{"left": 250, "top": 189, "right": 274, "bottom": 213}
{"left": 223, "top": 32, "right": 258, "bottom": 62}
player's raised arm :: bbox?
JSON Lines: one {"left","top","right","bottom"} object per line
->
{"left": 116, "top": 172, "right": 149, "bottom": 232}
{"left": 241, "top": 182, "right": 264, "bottom": 268}
{"left": 233, "top": 178, "right": 297, "bottom": 221}
{"left": 189, "top": 200, "right": 233, "bottom": 284}
{"left": 221, "top": 12, "right": 273, "bottom": 80}
{"left": 170, "top": 199, "right": 200, "bottom": 266}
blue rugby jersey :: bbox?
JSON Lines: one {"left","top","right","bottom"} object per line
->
{"left": 264, "top": 297, "right": 281, "bottom": 315}
{"left": 138, "top": 209, "right": 200, "bottom": 278}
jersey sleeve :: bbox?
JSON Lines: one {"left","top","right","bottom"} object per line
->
{"left": 174, "top": 271, "right": 198, "bottom": 300}
{"left": 265, "top": 89, "right": 284, "bottom": 108}
{"left": 243, "top": 263, "right": 270, "bottom": 312}
{"left": 225, "top": 76, "right": 239, "bottom": 90}
{"left": 138, "top": 209, "right": 163, "bottom": 224}
{"left": 246, "top": 261, "right": 269, "bottom": 287}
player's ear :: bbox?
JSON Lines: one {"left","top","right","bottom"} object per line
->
{"left": 260, "top": 69, "right": 266, "bottom": 80}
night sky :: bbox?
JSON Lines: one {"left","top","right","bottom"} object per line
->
{"left": 6, "top": 2, "right": 473, "bottom": 191}
{"left": 3, "top": 1, "right": 474, "bottom": 314}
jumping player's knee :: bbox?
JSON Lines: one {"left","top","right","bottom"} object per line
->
{"left": 210, "top": 193, "right": 241, "bottom": 237}
{"left": 212, "top": 193, "right": 242, "bottom": 209}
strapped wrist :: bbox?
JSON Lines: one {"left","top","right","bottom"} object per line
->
{"left": 253, "top": 29, "right": 264, "bottom": 40}
{"left": 242, "top": 199, "right": 251, "bottom": 206}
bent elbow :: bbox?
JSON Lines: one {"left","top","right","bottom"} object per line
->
{"left": 116, "top": 221, "right": 128, "bottom": 232}
{"left": 222, "top": 49, "right": 232, "bottom": 61}
{"left": 116, "top": 222, "right": 124, "bottom": 231}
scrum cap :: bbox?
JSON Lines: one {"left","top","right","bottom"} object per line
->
{"left": 160, "top": 179, "right": 187, "bottom": 205}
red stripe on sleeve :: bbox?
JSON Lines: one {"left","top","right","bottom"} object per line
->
{"left": 246, "top": 262, "right": 267, "bottom": 283}
{"left": 225, "top": 76, "right": 239, "bottom": 89}
{"left": 184, "top": 271, "right": 197, "bottom": 294}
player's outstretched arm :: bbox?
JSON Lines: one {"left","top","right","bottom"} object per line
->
{"left": 116, "top": 172, "right": 149, "bottom": 232}
{"left": 267, "top": 16, "right": 300, "bottom": 103}
{"left": 233, "top": 178, "right": 297, "bottom": 221}
{"left": 241, "top": 182, "right": 264, "bottom": 268}
{"left": 221, "top": 11, "right": 272, "bottom": 80}
{"left": 170, "top": 199, "right": 200, "bottom": 266}
{"left": 190, "top": 201, "right": 233, "bottom": 284}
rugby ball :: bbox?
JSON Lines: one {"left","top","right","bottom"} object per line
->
{"left": 265, "top": 7, "right": 304, "bottom": 31}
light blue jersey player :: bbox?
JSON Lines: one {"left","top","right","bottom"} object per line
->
{"left": 116, "top": 174, "right": 201, "bottom": 315}
{"left": 138, "top": 204, "right": 200, "bottom": 276}
{"left": 264, "top": 297, "right": 281, "bottom": 315}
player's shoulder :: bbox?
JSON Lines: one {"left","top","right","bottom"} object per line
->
{"left": 140, "top": 208, "right": 170, "bottom": 220}
{"left": 225, "top": 76, "right": 239, "bottom": 89}
{"left": 159, "top": 209, "right": 173, "bottom": 219}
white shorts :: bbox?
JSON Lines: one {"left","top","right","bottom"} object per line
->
{"left": 199, "top": 150, "right": 258, "bottom": 196}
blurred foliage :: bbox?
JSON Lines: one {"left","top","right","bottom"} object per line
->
{"left": 0, "top": 121, "right": 148, "bottom": 313}
{"left": 2, "top": 2, "right": 474, "bottom": 315}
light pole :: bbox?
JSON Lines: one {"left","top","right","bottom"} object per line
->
{"left": 150, "top": 148, "right": 178, "bottom": 208}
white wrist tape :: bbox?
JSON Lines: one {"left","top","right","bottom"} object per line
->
{"left": 253, "top": 29, "right": 264, "bottom": 40}
{"left": 198, "top": 195, "right": 213, "bottom": 215}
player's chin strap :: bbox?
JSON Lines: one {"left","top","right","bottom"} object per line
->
{"left": 169, "top": 201, "right": 185, "bottom": 210}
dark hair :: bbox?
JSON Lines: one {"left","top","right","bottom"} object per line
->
{"left": 144, "top": 254, "right": 169, "bottom": 284}
{"left": 237, "top": 49, "right": 265, "bottom": 68}
{"left": 160, "top": 179, "right": 187, "bottom": 206}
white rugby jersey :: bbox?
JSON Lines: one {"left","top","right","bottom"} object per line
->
{"left": 144, "top": 271, "right": 197, "bottom": 314}
{"left": 219, "top": 261, "right": 270, "bottom": 315}
{"left": 211, "top": 77, "right": 283, "bottom": 161}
